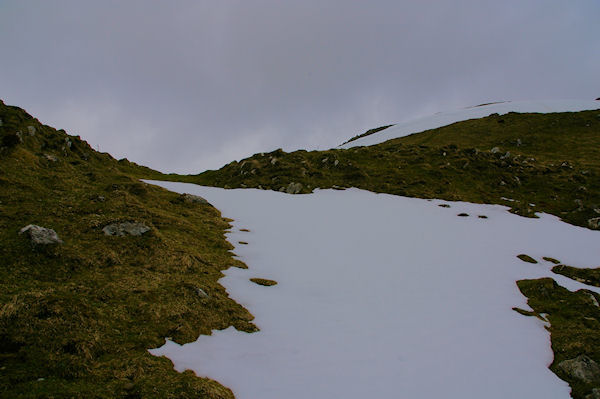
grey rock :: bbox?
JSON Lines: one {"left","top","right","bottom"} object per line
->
{"left": 27, "top": 126, "right": 36, "bottom": 136}
{"left": 270, "top": 157, "right": 278, "bottom": 165}
{"left": 65, "top": 137, "right": 72, "bottom": 148}
{"left": 15, "top": 131, "right": 23, "bottom": 143}
{"left": 334, "top": 159, "right": 339, "bottom": 166}
{"left": 490, "top": 146, "right": 500, "bottom": 154}
{"left": 196, "top": 287, "right": 209, "bottom": 298}
{"left": 286, "top": 182, "right": 303, "bottom": 194}
{"left": 19, "top": 224, "right": 63, "bottom": 245}
{"left": 102, "top": 222, "right": 151, "bottom": 237}
{"left": 182, "top": 193, "right": 208, "bottom": 205}
{"left": 588, "top": 217, "right": 600, "bottom": 230}
{"left": 557, "top": 355, "right": 600, "bottom": 384}
{"left": 44, "top": 154, "right": 58, "bottom": 162}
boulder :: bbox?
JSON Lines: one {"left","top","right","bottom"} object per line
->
{"left": 557, "top": 355, "right": 600, "bottom": 384}
{"left": 490, "top": 146, "right": 500, "bottom": 154}
{"left": 286, "top": 182, "right": 303, "bottom": 194}
{"left": 19, "top": 224, "right": 63, "bottom": 245}
{"left": 588, "top": 217, "right": 600, "bottom": 230}
{"left": 27, "top": 126, "right": 36, "bottom": 136}
{"left": 102, "top": 222, "right": 151, "bottom": 237}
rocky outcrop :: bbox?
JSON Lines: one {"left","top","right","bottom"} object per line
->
{"left": 102, "top": 222, "right": 151, "bottom": 237}
{"left": 19, "top": 224, "right": 63, "bottom": 245}
{"left": 557, "top": 355, "right": 600, "bottom": 384}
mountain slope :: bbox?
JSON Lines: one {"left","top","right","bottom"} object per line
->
{"left": 0, "top": 100, "right": 254, "bottom": 398}
{"left": 176, "top": 109, "right": 600, "bottom": 229}
{"left": 338, "top": 99, "right": 600, "bottom": 148}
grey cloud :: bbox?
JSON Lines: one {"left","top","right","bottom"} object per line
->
{"left": 1, "top": 0, "right": 599, "bottom": 173}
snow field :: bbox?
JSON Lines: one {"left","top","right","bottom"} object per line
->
{"left": 147, "top": 181, "right": 599, "bottom": 399}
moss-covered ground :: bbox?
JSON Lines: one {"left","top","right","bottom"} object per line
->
{"left": 0, "top": 101, "right": 255, "bottom": 398}
{"left": 164, "top": 110, "right": 600, "bottom": 228}
{"left": 516, "top": 277, "right": 600, "bottom": 399}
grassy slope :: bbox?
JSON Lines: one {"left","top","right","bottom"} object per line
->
{"left": 516, "top": 278, "right": 600, "bottom": 399}
{"left": 173, "top": 110, "right": 600, "bottom": 228}
{"left": 0, "top": 101, "right": 256, "bottom": 398}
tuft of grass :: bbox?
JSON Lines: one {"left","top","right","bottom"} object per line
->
{"left": 516, "top": 277, "right": 600, "bottom": 399}
{"left": 249, "top": 278, "right": 278, "bottom": 287}
{"left": 552, "top": 265, "right": 600, "bottom": 287}
{"left": 0, "top": 100, "right": 255, "bottom": 398}
{"left": 543, "top": 256, "right": 562, "bottom": 264}
{"left": 517, "top": 254, "right": 538, "bottom": 264}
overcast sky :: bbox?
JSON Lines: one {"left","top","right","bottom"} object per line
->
{"left": 1, "top": 1, "right": 599, "bottom": 173}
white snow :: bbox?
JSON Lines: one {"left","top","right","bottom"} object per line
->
{"left": 339, "top": 99, "right": 600, "bottom": 148}
{"left": 146, "top": 181, "right": 600, "bottom": 399}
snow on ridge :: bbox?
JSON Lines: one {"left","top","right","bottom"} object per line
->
{"left": 339, "top": 99, "right": 600, "bottom": 149}
{"left": 146, "top": 181, "right": 600, "bottom": 399}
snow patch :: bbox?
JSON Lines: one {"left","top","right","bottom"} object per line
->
{"left": 146, "top": 181, "right": 599, "bottom": 399}
{"left": 339, "top": 99, "right": 600, "bottom": 148}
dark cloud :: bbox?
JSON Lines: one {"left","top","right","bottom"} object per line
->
{"left": 1, "top": 1, "right": 599, "bottom": 173}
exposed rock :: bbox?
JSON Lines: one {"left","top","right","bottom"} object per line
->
{"left": 588, "top": 217, "right": 600, "bottom": 230}
{"left": 270, "top": 157, "right": 278, "bottom": 165}
{"left": 182, "top": 193, "right": 208, "bottom": 205}
{"left": 334, "top": 159, "right": 339, "bottom": 166}
{"left": 557, "top": 355, "right": 600, "bottom": 384}
{"left": 102, "top": 222, "right": 151, "bottom": 237}
{"left": 438, "top": 204, "right": 451, "bottom": 208}
{"left": 27, "top": 126, "right": 36, "bottom": 136}
{"left": 44, "top": 154, "right": 57, "bottom": 162}
{"left": 490, "top": 146, "right": 500, "bottom": 154}
{"left": 196, "top": 287, "right": 209, "bottom": 299}
{"left": 15, "top": 131, "right": 24, "bottom": 143}
{"left": 286, "top": 182, "right": 303, "bottom": 194}
{"left": 19, "top": 224, "right": 63, "bottom": 245}
{"left": 65, "top": 137, "right": 72, "bottom": 148}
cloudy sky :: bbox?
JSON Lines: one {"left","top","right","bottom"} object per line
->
{"left": 1, "top": 1, "right": 599, "bottom": 173}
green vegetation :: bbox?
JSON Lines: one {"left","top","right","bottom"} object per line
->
{"left": 249, "top": 278, "right": 278, "bottom": 287}
{"left": 552, "top": 265, "right": 600, "bottom": 288}
{"left": 517, "top": 254, "right": 538, "bottom": 264}
{"left": 0, "top": 100, "right": 255, "bottom": 398}
{"left": 163, "top": 110, "right": 600, "bottom": 229}
{"left": 516, "top": 278, "right": 600, "bottom": 399}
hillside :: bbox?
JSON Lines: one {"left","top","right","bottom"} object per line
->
{"left": 2, "top": 99, "right": 599, "bottom": 398}
{"left": 0, "top": 100, "right": 254, "bottom": 398}
{"left": 179, "top": 109, "right": 600, "bottom": 229}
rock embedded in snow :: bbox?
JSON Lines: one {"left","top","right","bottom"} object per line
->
{"left": 286, "top": 182, "right": 303, "bottom": 194}
{"left": 19, "top": 224, "right": 63, "bottom": 245}
{"left": 557, "top": 355, "right": 600, "bottom": 384}
{"left": 588, "top": 217, "right": 600, "bottom": 230}
{"left": 250, "top": 278, "right": 278, "bottom": 286}
{"left": 102, "top": 222, "right": 151, "bottom": 237}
